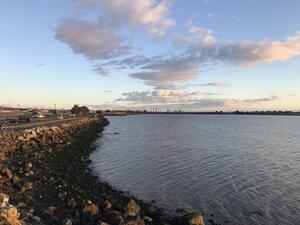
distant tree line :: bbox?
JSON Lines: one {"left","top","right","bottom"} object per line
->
{"left": 70, "top": 105, "right": 90, "bottom": 115}
{"left": 232, "top": 110, "right": 299, "bottom": 115}
{"left": 95, "top": 109, "right": 300, "bottom": 116}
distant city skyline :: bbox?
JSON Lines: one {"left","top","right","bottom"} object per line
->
{"left": 1, "top": 0, "right": 300, "bottom": 111}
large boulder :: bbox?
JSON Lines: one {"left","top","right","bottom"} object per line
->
{"left": 83, "top": 201, "right": 99, "bottom": 215}
{"left": 1, "top": 167, "right": 13, "bottom": 180}
{"left": 0, "top": 193, "right": 9, "bottom": 206}
{"left": 126, "top": 200, "right": 141, "bottom": 217}
{"left": 186, "top": 213, "right": 205, "bottom": 225}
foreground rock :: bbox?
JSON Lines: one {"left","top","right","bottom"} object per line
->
{"left": 0, "top": 193, "right": 22, "bottom": 225}
{"left": 186, "top": 213, "right": 205, "bottom": 225}
{"left": 127, "top": 200, "right": 141, "bottom": 217}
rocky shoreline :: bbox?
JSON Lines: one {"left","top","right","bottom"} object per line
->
{"left": 0, "top": 116, "right": 208, "bottom": 225}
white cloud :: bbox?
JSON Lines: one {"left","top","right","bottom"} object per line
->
{"left": 201, "top": 33, "right": 217, "bottom": 46}
{"left": 55, "top": 0, "right": 176, "bottom": 77}
{"left": 55, "top": 19, "right": 130, "bottom": 60}
{"left": 214, "top": 31, "right": 300, "bottom": 67}
{"left": 177, "top": 29, "right": 300, "bottom": 67}
{"left": 188, "top": 25, "right": 206, "bottom": 34}
{"left": 95, "top": 30, "right": 300, "bottom": 90}
{"left": 187, "top": 23, "right": 217, "bottom": 46}
{"left": 56, "top": 2, "right": 300, "bottom": 102}
{"left": 76, "top": 0, "right": 175, "bottom": 37}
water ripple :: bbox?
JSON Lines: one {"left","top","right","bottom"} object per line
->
{"left": 91, "top": 115, "right": 300, "bottom": 225}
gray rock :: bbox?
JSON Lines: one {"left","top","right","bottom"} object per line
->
{"left": 101, "top": 210, "right": 125, "bottom": 225}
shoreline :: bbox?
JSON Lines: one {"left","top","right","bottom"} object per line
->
{"left": 0, "top": 116, "right": 208, "bottom": 225}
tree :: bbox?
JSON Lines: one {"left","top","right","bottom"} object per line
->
{"left": 71, "top": 105, "right": 90, "bottom": 115}
{"left": 80, "top": 106, "right": 90, "bottom": 115}
{"left": 71, "top": 105, "right": 80, "bottom": 115}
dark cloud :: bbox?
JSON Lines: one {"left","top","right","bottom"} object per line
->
{"left": 242, "top": 94, "right": 280, "bottom": 103}
{"left": 116, "top": 90, "right": 220, "bottom": 104}
{"left": 93, "top": 65, "right": 109, "bottom": 76}
{"left": 202, "top": 82, "right": 230, "bottom": 87}
{"left": 114, "top": 91, "right": 280, "bottom": 109}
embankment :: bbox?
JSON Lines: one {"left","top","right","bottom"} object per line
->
{"left": 0, "top": 116, "right": 206, "bottom": 225}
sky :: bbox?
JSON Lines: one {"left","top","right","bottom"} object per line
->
{"left": 1, "top": 0, "right": 300, "bottom": 111}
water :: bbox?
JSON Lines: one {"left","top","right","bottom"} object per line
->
{"left": 90, "top": 114, "right": 300, "bottom": 225}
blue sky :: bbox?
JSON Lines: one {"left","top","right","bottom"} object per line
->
{"left": 1, "top": 0, "right": 300, "bottom": 111}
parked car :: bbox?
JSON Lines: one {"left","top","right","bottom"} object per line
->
{"left": 7, "top": 119, "right": 18, "bottom": 124}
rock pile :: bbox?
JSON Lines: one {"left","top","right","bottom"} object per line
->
{"left": 0, "top": 117, "right": 106, "bottom": 160}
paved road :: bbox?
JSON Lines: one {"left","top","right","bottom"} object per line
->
{"left": 0, "top": 117, "right": 82, "bottom": 132}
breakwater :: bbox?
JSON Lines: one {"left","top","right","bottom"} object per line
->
{"left": 0, "top": 116, "right": 206, "bottom": 225}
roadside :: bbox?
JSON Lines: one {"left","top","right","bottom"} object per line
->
{"left": 0, "top": 117, "right": 84, "bottom": 132}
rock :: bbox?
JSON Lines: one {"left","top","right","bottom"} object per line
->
{"left": 127, "top": 200, "right": 141, "bottom": 217}
{"left": 47, "top": 206, "right": 57, "bottom": 214}
{"left": 16, "top": 202, "right": 27, "bottom": 208}
{"left": 101, "top": 210, "right": 125, "bottom": 225}
{"left": 99, "top": 222, "right": 110, "bottom": 225}
{"left": 12, "top": 176, "right": 20, "bottom": 184}
{"left": 21, "top": 181, "right": 33, "bottom": 192}
{"left": 1, "top": 167, "right": 13, "bottom": 180}
{"left": 28, "top": 171, "right": 34, "bottom": 176}
{"left": 67, "top": 199, "right": 77, "bottom": 208}
{"left": 7, "top": 207, "right": 20, "bottom": 220}
{"left": 104, "top": 200, "right": 112, "bottom": 209}
{"left": 17, "top": 135, "right": 27, "bottom": 141}
{"left": 186, "top": 213, "right": 205, "bottom": 225}
{"left": 63, "top": 218, "right": 73, "bottom": 225}
{"left": 0, "top": 152, "right": 6, "bottom": 161}
{"left": 0, "top": 193, "right": 9, "bottom": 206}
{"left": 3, "top": 207, "right": 22, "bottom": 225}
{"left": 143, "top": 216, "right": 153, "bottom": 223}
{"left": 6, "top": 218, "right": 22, "bottom": 225}
{"left": 25, "top": 162, "right": 33, "bottom": 169}
{"left": 32, "top": 216, "right": 41, "bottom": 222}
{"left": 83, "top": 201, "right": 99, "bottom": 215}
{"left": 126, "top": 218, "right": 145, "bottom": 225}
